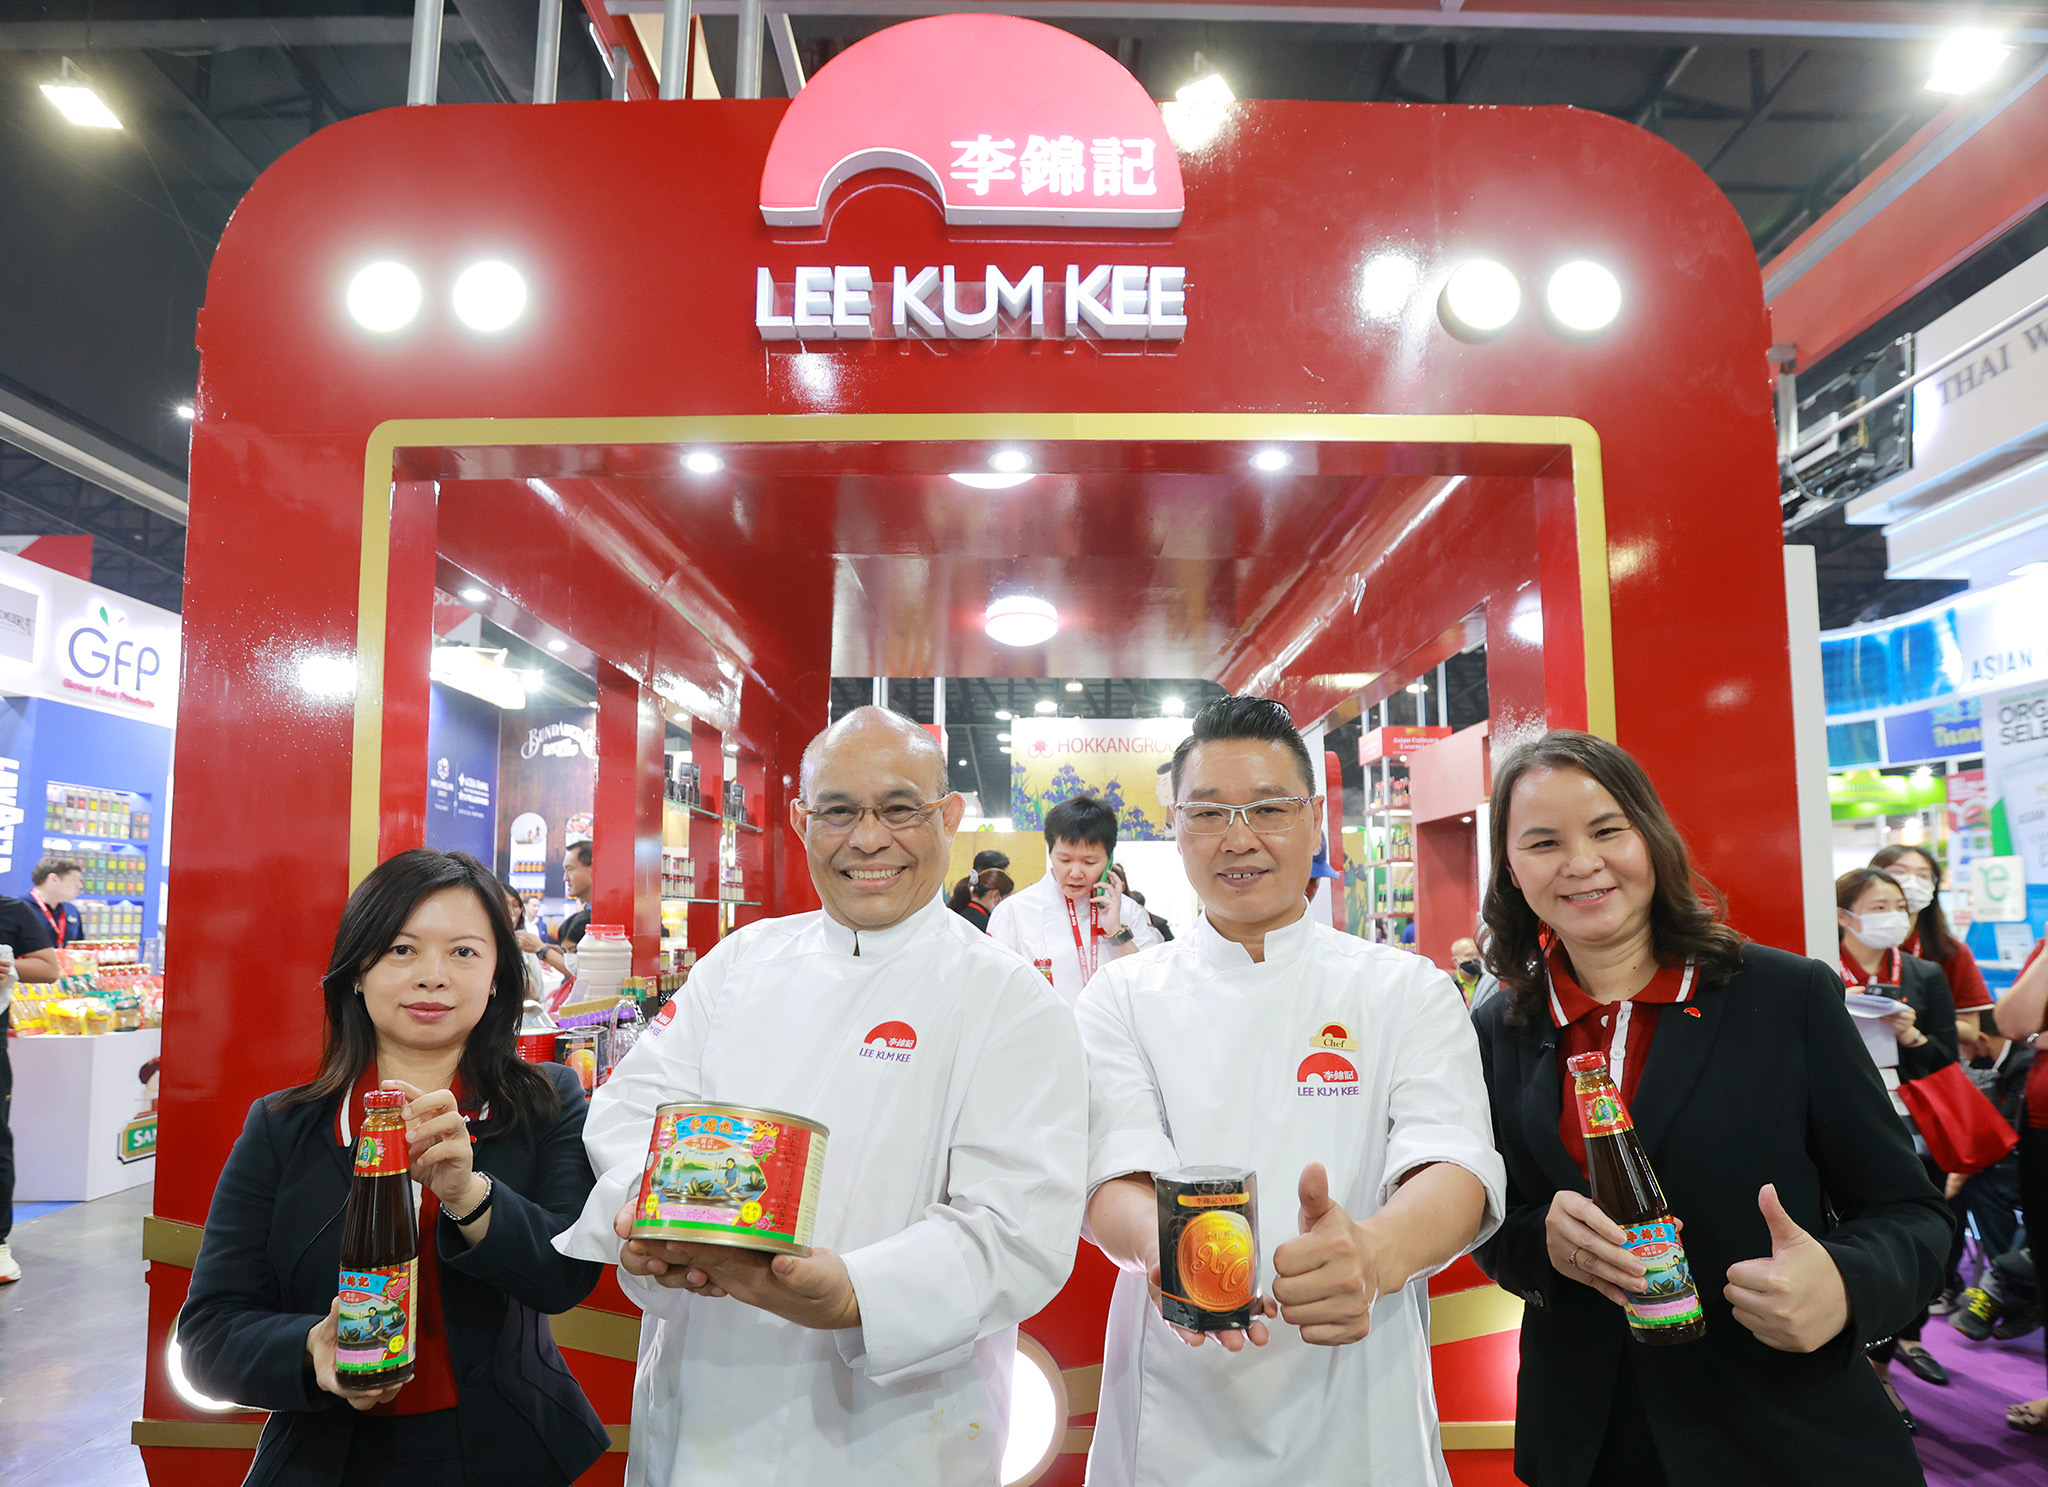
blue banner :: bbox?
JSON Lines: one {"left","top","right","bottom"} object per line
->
{"left": 1881, "top": 698, "right": 1984, "bottom": 764}
{"left": 426, "top": 683, "right": 500, "bottom": 862}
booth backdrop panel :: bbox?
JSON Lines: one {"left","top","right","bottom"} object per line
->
{"left": 424, "top": 680, "right": 501, "bottom": 863}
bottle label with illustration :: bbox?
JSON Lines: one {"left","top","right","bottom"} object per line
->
{"left": 335, "top": 1261, "right": 417, "bottom": 1374}
{"left": 1577, "top": 1087, "right": 1634, "bottom": 1137}
{"left": 1619, "top": 1220, "right": 1704, "bottom": 1330}
{"left": 353, "top": 1126, "right": 409, "bottom": 1177}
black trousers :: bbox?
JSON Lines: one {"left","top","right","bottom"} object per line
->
{"left": 338, "top": 1409, "right": 464, "bottom": 1487}
{"left": 2020, "top": 1125, "right": 2048, "bottom": 1392}
{"left": 1, "top": 1005, "right": 13, "bottom": 1245}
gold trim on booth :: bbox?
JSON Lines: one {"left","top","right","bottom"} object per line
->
{"left": 353, "top": 414, "right": 1614, "bottom": 883}
{"left": 1441, "top": 1421, "right": 1517, "bottom": 1450}
{"left": 550, "top": 1304, "right": 644, "bottom": 1361}
{"left": 143, "top": 1214, "right": 203, "bottom": 1269}
{"left": 606, "top": 1423, "right": 631, "bottom": 1452}
{"left": 133, "top": 1419, "right": 266, "bottom": 1449}
{"left": 1061, "top": 1361, "right": 1102, "bottom": 1415}
{"left": 1428, "top": 1284, "right": 1525, "bottom": 1346}
{"left": 1060, "top": 1427, "right": 1095, "bottom": 1455}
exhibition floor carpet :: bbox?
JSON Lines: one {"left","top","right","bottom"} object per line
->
{"left": 1902, "top": 1312, "right": 2048, "bottom": 1486}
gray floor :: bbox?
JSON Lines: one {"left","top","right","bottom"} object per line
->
{"left": 0, "top": 1184, "right": 153, "bottom": 1487}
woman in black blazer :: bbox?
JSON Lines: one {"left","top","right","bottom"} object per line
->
{"left": 1470, "top": 731, "right": 1950, "bottom": 1487}
{"left": 180, "top": 849, "right": 609, "bottom": 1487}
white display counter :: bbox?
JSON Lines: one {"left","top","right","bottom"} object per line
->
{"left": 10, "top": 1027, "right": 161, "bottom": 1201}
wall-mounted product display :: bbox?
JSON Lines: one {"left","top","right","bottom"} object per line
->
{"left": 1350, "top": 724, "right": 1448, "bottom": 945}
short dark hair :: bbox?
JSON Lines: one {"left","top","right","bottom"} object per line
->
{"left": 1170, "top": 695, "right": 1315, "bottom": 797}
{"left": 32, "top": 856, "right": 83, "bottom": 886}
{"left": 564, "top": 840, "right": 593, "bottom": 867}
{"left": 1045, "top": 795, "right": 1118, "bottom": 853}
{"left": 972, "top": 848, "right": 1011, "bottom": 872}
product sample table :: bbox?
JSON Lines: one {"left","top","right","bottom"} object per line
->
{"left": 10, "top": 1027, "right": 162, "bottom": 1201}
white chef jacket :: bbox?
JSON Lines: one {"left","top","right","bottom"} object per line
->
{"left": 553, "top": 894, "right": 1087, "bottom": 1487}
{"left": 1077, "top": 906, "right": 1506, "bottom": 1487}
{"left": 985, "top": 872, "right": 1162, "bottom": 1006}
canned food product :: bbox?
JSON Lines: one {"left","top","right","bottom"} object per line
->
{"left": 516, "top": 1031, "right": 557, "bottom": 1064}
{"left": 557, "top": 1031, "right": 598, "bottom": 1092}
{"left": 632, "top": 1102, "right": 828, "bottom": 1257}
{"left": 1032, "top": 958, "right": 1054, "bottom": 984}
{"left": 1155, "top": 1165, "right": 1261, "bottom": 1331}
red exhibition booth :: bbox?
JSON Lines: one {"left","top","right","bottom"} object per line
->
{"left": 139, "top": 16, "right": 1801, "bottom": 1486}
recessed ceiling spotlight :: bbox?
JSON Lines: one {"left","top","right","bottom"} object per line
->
{"left": 451, "top": 260, "right": 528, "bottom": 332}
{"left": 1441, "top": 259, "right": 1521, "bottom": 338}
{"left": 461, "top": 588, "right": 488, "bottom": 603}
{"left": 1065, "top": 680, "right": 1083, "bottom": 693}
{"left": 989, "top": 449, "right": 1032, "bottom": 473}
{"left": 346, "top": 261, "right": 423, "bottom": 334}
{"left": 1406, "top": 680, "right": 1429, "bottom": 694}
{"left": 1161, "top": 695, "right": 1185, "bottom": 716}
{"left": 984, "top": 595, "right": 1058, "bottom": 647}
{"left": 1544, "top": 261, "right": 1623, "bottom": 333}
{"left": 1358, "top": 253, "right": 1420, "bottom": 320}
{"left": 949, "top": 472, "right": 1034, "bottom": 490}
{"left": 174, "top": 403, "right": 195, "bottom": 421}
{"left": 997, "top": 732, "right": 1012, "bottom": 742}
{"left": 683, "top": 450, "right": 724, "bottom": 475}
{"left": 1034, "top": 699, "right": 1058, "bottom": 714}
{"left": 1928, "top": 30, "right": 2012, "bottom": 93}
{"left": 1177, "top": 73, "right": 1235, "bottom": 106}
{"left": 547, "top": 638, "right": 568, "bottom": 653}
{"left": 1251, "top": 449, "right": 1292, "bottom": 473}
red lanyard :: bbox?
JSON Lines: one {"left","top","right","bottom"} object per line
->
{"left": 1063, "top": 893, "right": 1099, "bottom": 982}
{"left": 32, "top": 893, "right": 65, "bottom": 948}
{"left": 1839, "top": 945, "right": 1899, "bottom": 990}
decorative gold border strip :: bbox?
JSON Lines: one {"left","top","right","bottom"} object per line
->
{"left": 1441, "top": 1421, "right": 1517, "bottom": 1450}
{"left": 1429, "top": 1284, "right": 1526, "bottom": 1346}
{"left": 353, "top": 413, "right": 1612, "bottom": 883}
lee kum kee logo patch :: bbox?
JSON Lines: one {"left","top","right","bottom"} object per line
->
{"left": 1297, "top": 1051, "right": 1359, "bottom": 1097}
{"left": 860, "top": 1021, "right": 917, "bottom": 1063}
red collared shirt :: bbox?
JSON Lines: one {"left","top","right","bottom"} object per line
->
{"left": 1902, "top": 929, "right": 1994, "bottom": 1013}
{"left": 1550, "top": 945, "right": 1698, "bottom": 1177}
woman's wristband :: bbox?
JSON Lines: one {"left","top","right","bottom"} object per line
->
{"left": 447, "top": 1173, "right": 494, "bottom": 1226}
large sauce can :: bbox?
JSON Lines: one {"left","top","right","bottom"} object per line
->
{"left": 631, "top": 1102, "right": 828, "bottom": 1256}
{"left": 1154, "top": 1165, "right": 1261, "bottom": 1331}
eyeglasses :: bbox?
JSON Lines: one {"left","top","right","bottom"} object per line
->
{"left": 796, "top": 797, "right": 950, "bottom": 835}
{"left": 1173, "top": 797, "right": 1312, "bottom": 835}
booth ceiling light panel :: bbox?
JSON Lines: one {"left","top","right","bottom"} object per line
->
{"left": 994, "top": 709, "right": 1013, "bottom": 721}
{"left": 985, "top": 596, "right": 1059, "bottom": 647}
{"left": 684, "top": 450, "right": 724, "bottom": 475}
{"left": 1442, "top": 259, "right": 1521, "bottom": 335}
{"left": 1177, "top": 73, "right": 1235, "bottom": 107}
{"left": 451, "top": 260, "right": 528, "bottom": 332}
{"left": 1252, "top": 449, "right": 1292, "bottom": 472}
{"left": 949, "top": 472, "right": 1034, "bottom": 489}
{"left": 1065, "top": 680, "right": 1083, "bottom": 692}
{"left": 1927, "top": 31, "right": 2012, "bottom": 93}
{"left": 346, "top": 262, "right": 422, "bottom": 333}
{"left": 547, "top": 638, "right": 568, "bottom": 652}
{"left": 1034, "top": 699, "right": 1059, "bottom": 713}
{"left": 1545, "top": 261, "right": 1623, "bottom": 332}
{"left": 461, "top": 587, "right": 488, "bottom": 602}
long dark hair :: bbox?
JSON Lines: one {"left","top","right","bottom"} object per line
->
{"left": 1869, "top": 844, "right": 1956, "bottom": 962}
{"left": 272, "top": 849, "right": 559, "bottom": 1130}
{"left": 1482, "top": 731, "right": 1747, "bottom": 1026}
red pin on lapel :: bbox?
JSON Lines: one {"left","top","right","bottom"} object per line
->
{"left": 1683, "top": 1007, "right": 1702, "bottom": 1018}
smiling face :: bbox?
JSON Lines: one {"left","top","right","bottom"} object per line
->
{"left": 1503, "top": 765, "right": 1656, "bottom": 958}
{"left": 793, "top": 708, "right": 964, "bottom": 932}
{"left": 358, "top": 885, "right": 498, "bottom": 1062}
{"left": 1175, "top": 738, "right": 1320, "bottom": 940}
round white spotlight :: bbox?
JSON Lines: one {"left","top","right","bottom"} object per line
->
{"left": 1001, "top": 1335, "right": 1066, "bottom": 1485}
{"left": 1250, "top": 448, "right": 1292, "bottom": 473}
{"left": 174, "top": 403, "right": 195, "bottom": 421}
{"left": 461, "top": 587, "right": 488, "bottom": 603}
{"left": 346, "top": 261, "right": 422, "bottom": 334}
{"left": 547, "top": 638, "right": 569, "bottom": 653}
{"left": 1064, "top": 680, "right": 1083, "bottom": 693}
{"left": 994, "top": 709, "right": 1014, "bottom": 721}
{"left": 296, "top": 654, "right": 357, "bottom": 699}
{"left": 1358, "top": 253, "right": 1420, "bottom": 320}
{"left": 984, "top": 596, "right": 1058, "bottom": 648}
{"left": 1544, "top": 261, "right": 1622, "bottom": 333}
{"left": 1034, "top": 699, "right": 1059, "bottom": 715}
{"left": 167, "top": 1327, "right": 247, "bottom": 1413}
{"left": 1928, "top": 30, "right": 2012, "bottom": 94}
{"left": 997, "top": 732, "right": 1012, "bottom": 743}
{"left": 451, "top": 260, "right": 528, "bottom": 332}
{"left": 683, "top": 450, "right": 724, "bottom": 476}
{"left": 989, "top": 449, "right": 1032, "bottom": 473}
{"left": 1161, "top": 695, "right": 1185, "bottom": 716}
{"left": 1441, "top": 260, "right": 1521, "bottom": 337}
{"left": 998, "top": 745, "right": 1013, "bottom": 755}
{"left": 950, "top": 472, "right": 1034, "bottom": 490}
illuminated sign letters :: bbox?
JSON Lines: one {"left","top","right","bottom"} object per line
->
{"left": 756, "top": 264, "right": 1187, "bottom": 343}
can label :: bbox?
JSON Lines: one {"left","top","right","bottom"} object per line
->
{"left": 1156, "top": 1168, "right": 1261, "bottom": 1331}
{"left": 632, "top": 1105, "right": 825, "bottom": 1255}
{"left": 335, "top": 1261, "right": 417, "bottom": 1374}
{"left": 352, "top": 1127, "right": 408, "bottom": 1178}
{"left": 1620, "top": 1220, "right": 1703, "bottom": 1330}
{"left": 1577, "top": 1088, "right": 1633, "bottom": 1137}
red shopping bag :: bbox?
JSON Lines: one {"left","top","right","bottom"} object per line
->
{"left": 1898, "top": 1061, "right": 2019, "bottom": 1175}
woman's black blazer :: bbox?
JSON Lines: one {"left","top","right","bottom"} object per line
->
{"left": 1887, "top": 948, "right": 1960, "bottom": 1081}
{"left": 1471, "top": 943, "right": 1952, "bottom": 1487}
{"left": 179, "top": 1062, "right": 610, "bottom": 1487}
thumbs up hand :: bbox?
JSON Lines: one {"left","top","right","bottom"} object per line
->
{"left": 1271, "top": 1163, "right": 1386, "bottom": 1346}
{"left": 1722, "top": 1184, "right": 1850, "bottom": 1353}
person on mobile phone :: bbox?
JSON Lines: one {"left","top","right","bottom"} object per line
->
{"left": 987, "top": 796, "right": 1162, "bottom": 1006}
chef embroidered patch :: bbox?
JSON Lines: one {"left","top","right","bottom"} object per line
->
{"left": 859, "top": 1020, "right": 917, "bottom": 1063}
{"left": 1297, "top": 1051, "right": 1360, "bottom": 1096}
{"left": 1309, "top": 1021, "right": 1358, "bottom": 1051}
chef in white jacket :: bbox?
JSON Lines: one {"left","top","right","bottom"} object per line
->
{"left": 554, "top": 706, "right": 1087, "bottom": 1487}
{"left": 987, "top": 794, "right": 1161, "bottom": 1005}
{"left": 1079, "top": 694, "right": 1506, "bottom": 1487}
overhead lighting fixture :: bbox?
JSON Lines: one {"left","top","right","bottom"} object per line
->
{"left": 1441, "top": 259, "right": 1521, "bottom": 338}
{"left": 997, "top": 732, "right": 1012, "bottom": 742}
{"left": 1162, "top": 66, "right": 1236, "bottom": 152}
{"left": 451, "top": 260, "right": 528, "bottom": 333}
{"left": 174, "top": 403, "right": 195, "bottom": 421}
{"left": 1251, "top": 448, "right": 1292, "bottom": 473}
{"left": 547, "top": 638, "right": 569, "bottom": 653}
{"left": 432, "top": 644, "right": 529, "bottom": 710}
{"left": 1406, "top": 680, "right": 1429, "bottom": 694}
{"left": 998, "top": 745, "right": 1013, "bottom": 755}
{"left": 950, "top": 472, "right": 1034, "bottom": 490}
{"left": 1034, "top": 699, "right": 1059, "bottom": 714}
{"left": 296, "top": 654, "right": 357, "bottom": 699}
{"left": 1544, "top": 261, "right": 1623, "bottom": 333}
{"left": 1177, "top": 73, "right": 1235, "bottom": 107}
{"left": 461, "top": 588, "right": 488, "bottom": 603}
{"left": 1358, "top": 253, "right": 1420, "bottom": 321}
{"left": 41, "top": 59, "right": 121, "bottom": 129}
{"left": 346, "top": 261, "right": 423, "bottom": 334}
{"left": 1065, "top": 680, "right": 1083, "bottom": 693}
{"left": 984, "top": 595, "right": 1059, "bottom": 647}
{"left": 994, "top": 709, "right": 1014, "bottom": 721}
{"left": 1161, "top": 695, "right": 1185, "bottom": 716}
{"left": 683, "top": 450, "right": 724, "bottom": 475}
{"left": 957, "top": 758, "right": 968, "bottom": 766}
{"left": 989, "top": 449, "right": 1032, "bottom": 473}
{"left": 1927, "top": 30, "right": 2012, "bottom": 93}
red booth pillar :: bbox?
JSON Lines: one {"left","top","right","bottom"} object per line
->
{"left": 687, "top": 717, "right": 725, "bottom": 954}
{"left": 376, "top": 480, "right": 439, "bottom": 861}
{"left": 594, "top": 663, "right": 664, "bottom": 973}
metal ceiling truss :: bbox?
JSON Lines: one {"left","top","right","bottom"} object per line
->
{"left": 0, "top": 445, "right": 188, "bottom": 612}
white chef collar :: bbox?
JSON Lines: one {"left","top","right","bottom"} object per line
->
{"left": 818, "top": 891, "right": 950, "bottom": 959}
{"left": 1190, "top": 898, "right": 1314, "bottom": 968}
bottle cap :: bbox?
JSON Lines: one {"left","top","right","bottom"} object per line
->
{"left": 1565, "top": 1052, "right": 1609, "bottom": 1074}
{"left": 364, "top": 1089, "right": 406, "bottom": 1110}
{"left": 588, "top": 924, "right": 627, "bottom": 939}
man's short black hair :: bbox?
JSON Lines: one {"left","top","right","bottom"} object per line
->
{"left": 1170, "top": 695, "right": 1317, "bottom": 798}
{"left": 1044, "top": 795, "right": 1117, "bottom": 853}
{"left": 972, "top": 848, "right": 1011, "bottom": 872}
{"left": 564, "top": 840, "right": 593, "bottom": 867}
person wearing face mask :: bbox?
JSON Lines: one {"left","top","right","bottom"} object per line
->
{"left": 1837, "top": 865, "right": 1961, "bottom": 1415}
{"left": 1450, "top": 937, "right": 1486, "bottom": 1003}
{"left": 1871, "top": 845, "right": 1992, "bottom": 1043}
{"left": 1470, "top": 733, "right": 1948, "bottom": 1487}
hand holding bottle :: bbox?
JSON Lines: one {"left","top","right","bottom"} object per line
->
{"left": 1723, "top": 1184, "right": 1849, "bottom": 1353}
{"left": 385, "top": 1079, "right": 483, "bottom": 1214}
{"left": 1544, "top": 1190, "right": 1644, "bottom": 1305}
{"left": 306, "top": 1298, "right": 405, "bottom": 1410}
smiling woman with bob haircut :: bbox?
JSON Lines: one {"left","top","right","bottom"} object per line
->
{"left": 1469, "top": 730, "right": 1949, "bottom": 1487}
{"left": 178, "top": 848, "right": 608, "bottom": 1487}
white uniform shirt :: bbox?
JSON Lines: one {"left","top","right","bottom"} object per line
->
{"left": 1077, "top": 907, "right": 1506, "bottom": 1487}
{"left": 986, "top": 872, "right": 1162, "bottom": 1006}
{"left": 554, "top": 894, "right": 1087, "bottom": 1487}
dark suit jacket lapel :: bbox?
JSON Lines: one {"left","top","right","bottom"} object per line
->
{"left": 1517, "top": 1019, "right": 1590, "bottom": 1198}
{"left": 1629, "top": 987, "right": 1726, "bottom": 1159}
